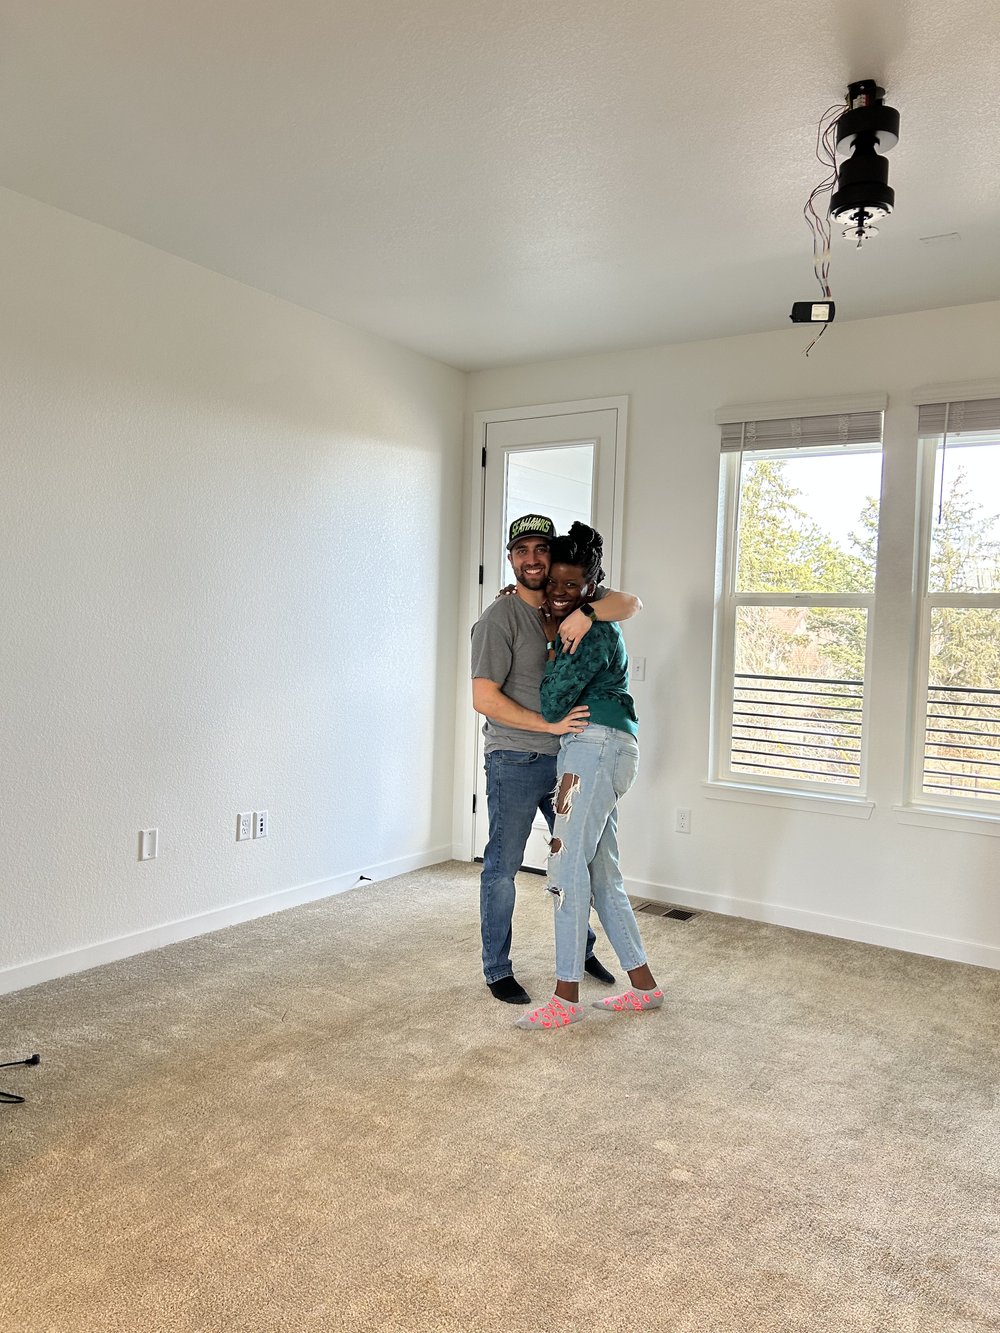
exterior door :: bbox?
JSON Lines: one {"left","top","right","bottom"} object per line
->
{"left": 473, "top": 404, "right": 624, "bottom": 867}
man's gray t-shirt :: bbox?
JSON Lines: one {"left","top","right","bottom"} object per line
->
{"left": 470, "top": 588, "right": 608, "bottom": 756}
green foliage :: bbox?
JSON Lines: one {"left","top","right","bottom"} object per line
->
{"left": 736, "top": 459, "right": 1000, "bottom": 686}
{"left": 735, "top": 458, "right": 873, "bottom": 682}
{"left": 736, "top": 459, "right": 873, "bottom": 596}
{"left": 927, "top": 469, "right": 1000, "bottom": 689}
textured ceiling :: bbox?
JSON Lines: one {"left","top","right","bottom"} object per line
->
{"left": 2, "top": 0, "right": 999, "bottom": 370}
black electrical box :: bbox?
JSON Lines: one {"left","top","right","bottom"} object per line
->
{"left": 790, "top": 301, "right": 835, "bottom": 324}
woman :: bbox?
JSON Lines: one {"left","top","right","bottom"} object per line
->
{"left": 515, "top": 522, "right": 663, "bottom": 1031}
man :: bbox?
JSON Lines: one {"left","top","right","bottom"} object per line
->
{"left": 471, "top": 514, "right": 643, "bottom": 1004}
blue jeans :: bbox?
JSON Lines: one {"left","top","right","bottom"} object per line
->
{"left": 548, "top": 726, "right": 646, "bottom": 983}
{"left": 480, "top": 749, "right": 596, "bottom": 984}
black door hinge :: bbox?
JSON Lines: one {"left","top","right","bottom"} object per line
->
{"left": 472, "top": 793, "right": 478, "bottom": 814}
{"left": 478, "top": 564, "right": 484, "bottom": 585}
{"left": 481, "top": 446, "right": 487, "bottom": 467}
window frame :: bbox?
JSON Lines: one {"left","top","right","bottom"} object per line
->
{"left": 711, "top": 431, "right": 883, "bottom": 799}
{"left": 906, "top": 418, "right": 1000, "bottom": 814}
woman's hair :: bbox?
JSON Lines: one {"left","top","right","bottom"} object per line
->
{"left": 548, "top": 521, "right": 605, "bottom": 587}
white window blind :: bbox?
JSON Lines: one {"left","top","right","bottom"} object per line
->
{"left": 918, "top": 398, "right": 1000, "bottom": 438}
{"left": 720, "top": 410, "right": 884, "bottom": 453}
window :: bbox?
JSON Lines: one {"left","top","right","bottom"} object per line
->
{"left": 713, "top": 405, "right": 885, "bottom": 795}
{"left": 911, "top": 398, "right": 1000, "bottom": 809}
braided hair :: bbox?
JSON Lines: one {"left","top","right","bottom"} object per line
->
{"left": 548, "top": 521, "right": 605, "bottom": 587}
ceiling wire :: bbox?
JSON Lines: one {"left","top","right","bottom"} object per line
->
{"left": 801, "top": 100, "right": 846, "bottom": 355}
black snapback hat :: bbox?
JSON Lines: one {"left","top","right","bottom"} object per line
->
{"left": 507, "top": 514, "right": 555, "bottom": 549}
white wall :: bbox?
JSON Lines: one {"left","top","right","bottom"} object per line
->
{"left": 465, "top": 300, "right": 1000, "bottom": 969}
{"left": 0, "top": 188, "right": 466, "bottom": 992}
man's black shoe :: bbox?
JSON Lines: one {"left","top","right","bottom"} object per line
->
{"left": 488, "top": 976, "right": 532, "bottom": 1005}
{"left": 584, "top": 956, "right": 616, "bottom": 985}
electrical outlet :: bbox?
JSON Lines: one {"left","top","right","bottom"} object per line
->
{"left": 139, "top": 828, "right": 159, "bottom": 860}
{"left": 675, "top": 807, "right": 691, "bottom": 834}
{"left": 631, "top": 656, "right": 646, "bottom": 682}
{"left": 253, "top": 810, "right": 268, "bottom": 839}
{"left": 237, "top": 812, "right": 253, "bottom": 841}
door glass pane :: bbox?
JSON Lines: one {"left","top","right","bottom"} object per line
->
{"left": 502, "top": 445, "right": 594, "bottom": 574}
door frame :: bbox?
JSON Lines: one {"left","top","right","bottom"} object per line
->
{"left": 452, "top": 396, "right": 629, "bottom": 861}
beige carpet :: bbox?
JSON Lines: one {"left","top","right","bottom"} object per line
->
{"left": 1, "top": 861, "right": 998, "bottom": 1333}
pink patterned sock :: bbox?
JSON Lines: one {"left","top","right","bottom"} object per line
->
{"left": 591, "top": 986, "right": 664, "bottom": 1014}
{"left": 515, "top": 994, "right": 586, "bottom": 1031}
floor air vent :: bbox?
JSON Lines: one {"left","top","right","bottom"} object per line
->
{"left": 630, "top": 900, "right": 697, "bottom": 921}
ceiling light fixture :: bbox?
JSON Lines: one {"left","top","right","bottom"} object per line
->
{"left": 829, "top": 79, "right": 900, "bottom": 246}
{"left": 792, "top": 78, "right": 901, "bottom": 354}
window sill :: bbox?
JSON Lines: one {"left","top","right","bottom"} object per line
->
{"left": 702, "top": 781, "right": 875, "bottom": 819}
{"left": 893, "top": 804, "right": 1000, "bottom": 838}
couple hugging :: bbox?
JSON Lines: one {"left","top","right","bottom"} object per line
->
{"left": 471, "top": 514, "right": 663, "bottom": 1033}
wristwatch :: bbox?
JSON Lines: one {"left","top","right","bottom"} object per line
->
{"left": 579, "top": 603, "right": 597, "bottom": 622}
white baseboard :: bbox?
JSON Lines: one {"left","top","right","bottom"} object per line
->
{"left": 625, "top": 876, "right": 1000, "bottom": 972}
{"left": 0, "top": 844, "right": 452, "bottom": 997}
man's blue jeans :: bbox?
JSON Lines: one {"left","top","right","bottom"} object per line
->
{"left": 480, "top": 749, "right": 596, "bottom": 984}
